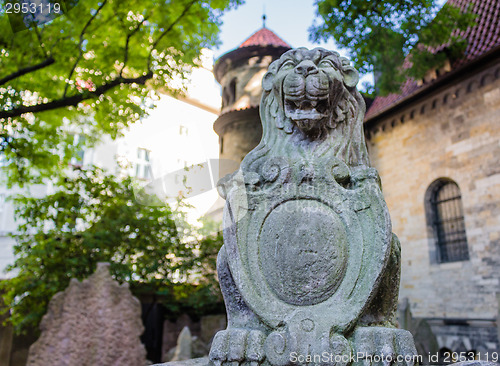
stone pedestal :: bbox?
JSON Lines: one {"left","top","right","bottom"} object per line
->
{"left": 155, "top": 357, "right": 209, "bottom": 366}
{"left": 154, "top": 359, "right": 499, "bottom": 366}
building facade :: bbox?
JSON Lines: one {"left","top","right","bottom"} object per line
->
{"left": 364, "top": 0, "right": 500, "bottom": 353}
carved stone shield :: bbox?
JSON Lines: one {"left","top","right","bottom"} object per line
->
{"left": 221, "top": 155, "right": 392, "bottom": 361}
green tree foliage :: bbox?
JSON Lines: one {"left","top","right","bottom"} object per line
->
{"left": 0, "top": 167, "right": 223, "bottom": 334}
{"left": 310, "top": 0, "right": 476, "bottom": 95}
{"left": 0, "top": 0, "right": 240, "bottom": 185}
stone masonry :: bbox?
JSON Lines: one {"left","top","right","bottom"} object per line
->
{"left": 365, "top": 59, "right": 500, "bottom": 352}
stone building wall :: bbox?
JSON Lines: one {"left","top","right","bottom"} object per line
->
{"left": 365, "top": 60, "right": 500, "bottom": 351}
{"left": 215, "top": 109, "right": 262, "bottom": 169}
{"left": 218, "top": 55, "right": 274, "bottom": 114}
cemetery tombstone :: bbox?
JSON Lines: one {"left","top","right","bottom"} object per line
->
{"left": 27, "top": 262, "right": 147, "bottom": 366}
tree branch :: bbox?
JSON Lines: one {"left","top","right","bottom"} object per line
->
{"left": 0, "top": 72, "right": 153, "bottom": 120}
{"left": 147, "top": 0, "right": 198, "bottom": 69}
{"left": 0, "top": 57, "right": 55, "bottom": 86}
{"left": 120, "top": 16, "right": 149, "bottom": 77}
{"left": 63, "top": 0, "right": 109, "bottom": 98}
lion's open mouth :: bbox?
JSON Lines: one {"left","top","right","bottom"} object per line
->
{"left": 284, "top": 96, "right": 329, "bottom": 122}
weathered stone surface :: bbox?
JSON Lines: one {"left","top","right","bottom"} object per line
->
{"left": 154, "top": 357, "right": 209, "bottom": 366}
{"left": 208, "top": 48, "right": 417, "bottom": 366}
{"left": 26, "top": 262, "right": 147, "bottom": 366}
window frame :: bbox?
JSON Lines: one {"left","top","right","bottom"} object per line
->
{"left": 135, "top": 147, "right": 152, "bottom": 180}
{"left": 424, "top": 178, "right": 469, "bottom": 264}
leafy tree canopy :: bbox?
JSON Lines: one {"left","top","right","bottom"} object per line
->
{"left": 0, "top": 0, "right": 241, "bottom": 185}
{"left": 310, "top": 0, "right": 476, "bottom": 95}
{"left": 0, "top": 167, "right": 223, "bottom": 334}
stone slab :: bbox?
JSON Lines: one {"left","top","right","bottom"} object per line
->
{"left": 153, "top": 358, "right": 499, "bottom": 366}
{"left": 153, "top": 357, "right": 208, "bottom": 366}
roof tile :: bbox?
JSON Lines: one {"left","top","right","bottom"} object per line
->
{"left": 239, "top": 27, "right": 291, "bottom": 49}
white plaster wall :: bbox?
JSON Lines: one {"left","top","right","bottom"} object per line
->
{"left": 0, "top": 53, "right": 222, "bottom": 277}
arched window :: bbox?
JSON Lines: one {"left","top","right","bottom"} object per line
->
{"left": 426, "top": 179, "right": 469, "bottom": 263}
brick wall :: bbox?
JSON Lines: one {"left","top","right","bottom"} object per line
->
{"left": 366, "top": 61, "right": 500, "bottom": 326}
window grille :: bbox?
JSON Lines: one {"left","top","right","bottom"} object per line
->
{"left": 430, "top": 180, "right": 469, "bottom": 263}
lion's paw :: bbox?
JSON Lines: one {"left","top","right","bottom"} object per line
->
{"left": 209, "top": 328, "right": 266, "bottom": 366}
{"left": 351, "top": 327, "right": 418, "bottom": 366}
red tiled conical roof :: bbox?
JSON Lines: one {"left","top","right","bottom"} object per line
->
{"left": 239, "top": 27, "right": 291, "bottom": 49}
{"left": 214, "top": 26, "right": 291, "bottom": 82}
{"left": 365, "top": 0, "right": 500, "bottom": 120}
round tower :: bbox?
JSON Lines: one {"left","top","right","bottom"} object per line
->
{"left": 213, "top": 27, "right": 290, "bottom": 175}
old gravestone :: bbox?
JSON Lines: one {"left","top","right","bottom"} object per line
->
{"left": 171, "top": 326, "right": 193, "bottom": 362}
{"left": 398, "top": 298, "right": 439, "bottom": 364}
{"left": 206, "top": 47, "right": 417, "bottom": 366}
{"left": 27, "top": 262, "right": 147, "bottom": 366}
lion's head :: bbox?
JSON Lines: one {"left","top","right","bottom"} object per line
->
{"left": 263, "top": 47, "right": 359, "bottom": 138}
{"left": 250, "top": 47, "right": 369, "bottom": 168}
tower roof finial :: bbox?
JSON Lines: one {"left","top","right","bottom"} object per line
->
{"left": 262, "top": 5, "right": 266, "bottom": 28}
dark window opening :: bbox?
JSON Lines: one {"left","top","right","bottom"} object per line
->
{"left": 428, "top": 179, "right": 469, "bottom": 263}
{"left": 228, "top": 78, "right": 237, "bottom": 105}
{"left": 221, "top": 78, "right": 237, "bottom": 108}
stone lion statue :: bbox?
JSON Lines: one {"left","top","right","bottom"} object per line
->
{"left": 211, "top": 48, "right": 417, "bottom": 366}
